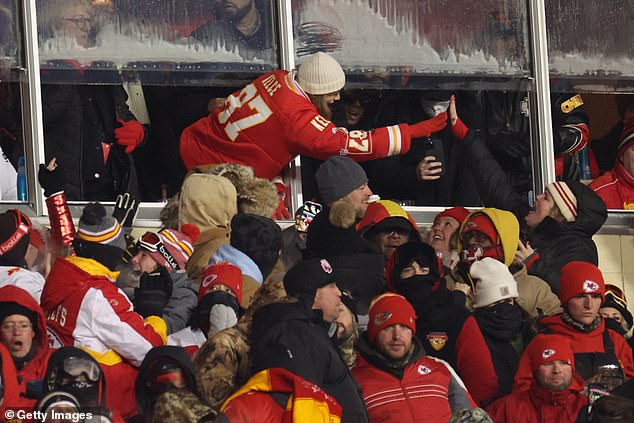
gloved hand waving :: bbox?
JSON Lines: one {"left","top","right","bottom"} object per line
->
{"left": 38, "top": 158, "right": 66, "bottom": 197}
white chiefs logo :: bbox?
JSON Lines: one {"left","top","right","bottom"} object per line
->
{"left": 202, "top": 273, "right": 218, "bottom": 288}
{"left": 417, "top": 365, "right": 431, "bottom": 375}
{"left": 320, "top": 259, "right": 333, "bottom": 274}
{"left": 583, "top": 280, "right": 600, "bottom": 293}
{"left": 542, "top": 349, "right": 556, "bottom": 359}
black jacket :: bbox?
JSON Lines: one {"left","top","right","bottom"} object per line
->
{"left": 41, "top": 83, "right": 138, "bottom": 200}
{"left": 135, "top": 345, "right": 197, "bottom": 418}
{"left": 527, "top": 181, "right": 607, "bottom": 293}
{"left": 365, "top": 91, "right": 480, "bottom": 205}
{"left": 251, "top": 301, "right": 369, "bottom": 423}
{"left": 463, "top": 130, "right": 608, "bottom": 293}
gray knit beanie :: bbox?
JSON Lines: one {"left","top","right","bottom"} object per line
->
{"left": 76, "top": 202, "right": 127, "bottom": 251}
{"left": 316, "top": 156, "right": 368, "bottom": 204}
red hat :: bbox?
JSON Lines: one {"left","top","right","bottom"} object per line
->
{"left": 433, "top": 207, "right": 470, "bottom": 226}
{"left": 559, "top": 261, "right": 605, "bottom": 304}
{"left": 198, "top": 262, "right": 243, "bottom": 304}
{"left": 461, "top": 213, "right": 498, "bottom": 245}
{"left": 617, "top": 117, "right": 634, "bottom": 159}
{"left": 527, "top": 334, "right": 575, "bottom": 373}
{"left": 367, "top": 293, "right": 416, "bottom": 343}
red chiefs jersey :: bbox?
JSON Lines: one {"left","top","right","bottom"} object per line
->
{"left": 180, "top": 70, "right": 412, "bottom": 178}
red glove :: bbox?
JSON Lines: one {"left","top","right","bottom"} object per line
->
{"left": 273, "top": 181, "right": 291, "bottom": 220}
{"left": 451, "top": 117, "right": 469, "bottom": 141}
{"left": 115, "top": 119, "right": 144, "bottom": 154}
{"left": 409, "top": 112, "right": 448, "bottom": 139}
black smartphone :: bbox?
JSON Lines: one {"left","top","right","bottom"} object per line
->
{"left": 423, "top": 138, "right": 445, "bottom": 176}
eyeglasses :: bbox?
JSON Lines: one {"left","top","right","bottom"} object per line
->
{"left": 1, "top": 322, "right": 32, "bottom": 333}
{"left": 380, "top": 229, "right": 410, "bottom": 238}
{"left": 63, "top": 15, "right": 93, "bottom": 27}
{"left": 137, "top": 232, "right": 180, "bottom": 270}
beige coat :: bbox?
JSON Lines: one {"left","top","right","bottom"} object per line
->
{"left": 178, "top": 173, "right": 238, "bottom": 281}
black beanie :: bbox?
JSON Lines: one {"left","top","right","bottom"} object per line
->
{"left": 0, "top": 302, "right": 37, "bottom": 328}
{"left": 0, "top": 209, "right": 31, "bottom": 267}
{"left": 230, "top": 214, "right": 282, "bottom": 280}
{"left": 284, "top": 258, "right": 337, "bottom": 300}
{"left": 391, "top": 242, "right": 441, "bottom": 284}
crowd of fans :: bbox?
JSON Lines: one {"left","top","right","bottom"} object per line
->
{"left": 1, "top": 36, "right": 634, "bottom": 423}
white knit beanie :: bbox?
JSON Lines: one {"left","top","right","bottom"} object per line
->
{"left": 545, "top": 181, "right": 577, "bottom": 222}
{"left": 470, "top": 257, "right": 518, "bottom": 308}
{"left": 297, "top": 52, "right": 345, "bottom": 95}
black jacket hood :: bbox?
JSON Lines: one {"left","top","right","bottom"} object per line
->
{"left": 135, "top": 345, "right": 196, "bottom": 417}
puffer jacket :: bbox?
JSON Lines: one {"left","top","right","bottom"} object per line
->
{"left": 222, "top": 368, "right": 343, "bottom": 422}
{"left": 0, "top": 286, "right": 54, "bottom": 410}
{"left": 590, "top": 160, "right": 634, "bottom": 210}
{"left": 250, "top": 301, "right": 369, "bottom": 423}
{"left": 162, "top": 270, "right": 198, "bottom": 334}
{"left": 526, "top": 181, "right": 607, "bottom": 293}
{"left": 513, "top": 315, "right": 634, "bottom": 391}
{"left": 352, "top": 334, "right": 475, "bottom": 422}
{"left": 179, "top": 173, "right": 238, "bottom": 281}
{"left": 487, "top": 376, "right": 587, "bottom": 423}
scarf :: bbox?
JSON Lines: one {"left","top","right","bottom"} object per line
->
{"left": 562, "top": 310, "right": 602, "bottom": 333}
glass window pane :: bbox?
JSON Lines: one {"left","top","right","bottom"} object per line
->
{"left": 36, "top": 0, "right": 278, "bottom": 85}
{"left": 1, "top": 1, "right": 25, "bottom": 202}
{"left": 34, "top": 0, "right": 274, "bottom": 202}
{"left": 299, "top": 86, "right": 535, "bottom": 208}
{"left": 292, "top": 0, "right": 529, "bottom": 79}
{"left": 1, "top": 0, "right": 20, "bottom": 72}
{"left": 546, "top": 0, "right": 633, "bottom": 79}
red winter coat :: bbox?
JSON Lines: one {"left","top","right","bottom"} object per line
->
{"left": 0, "top": 343, "right": 19, "bottom": 416}
{"left": 351, "top": 337, "right": 476, "bottom": 423}
{"left": 514, "top": 315, "right": 634, "bottom": 391}
{"left": 0, "top": 285, "right": 54, "bottom": 410}
{"left": 180, "top": 70, "right": 415, "bottom": 178}
{"left": 589, "top": 161, "right": 634, "bottom": 210}
{"left": 41, "top": 256, "right": 167, "bottom": 417}
{"left": 487, "top": 377, "right": 587, "bottom": 423}
{"left": 221, "top": 367, "right": 343, "bottom": 422}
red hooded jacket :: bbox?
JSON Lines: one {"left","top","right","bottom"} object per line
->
{"left": 514, "top": 315, "right": 634, "bottom": 391}
{"left": 0, "top": 285, "right": 54, "bottom": 410}
{"left": 0, "top": 343, "right": 19, "bottom": 416}
{"left": 487, "top": 376, "right": 587, "bottom": 423}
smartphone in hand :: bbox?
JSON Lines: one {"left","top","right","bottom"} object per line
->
{"left": 424, "top": 138, "right": 445, "bottom": 176}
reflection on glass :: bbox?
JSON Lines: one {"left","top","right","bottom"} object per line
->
{"left": 0, "top": 1, "right": 25, "bottom": 202}
{"left": 292, "top": 0, "right": 529, "bottom": 77}
{"left": 546, "top": 0, "right": 633, "bottom": 77}
{"left": 0, "top": 0, "right": 19, "bottom": 79}
{"left": 0, "top": 80, "right": 23, "bottom": 201}
{"left": 36, "top": 0, "right": 278, "bottom": 80}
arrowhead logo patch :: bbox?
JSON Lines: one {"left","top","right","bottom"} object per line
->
{"left": 426, "top": 332, "right": 448, "bottom": 351}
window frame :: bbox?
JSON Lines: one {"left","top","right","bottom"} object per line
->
{"left": 2, "top": 0, "right": 632, "bottom": 234}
